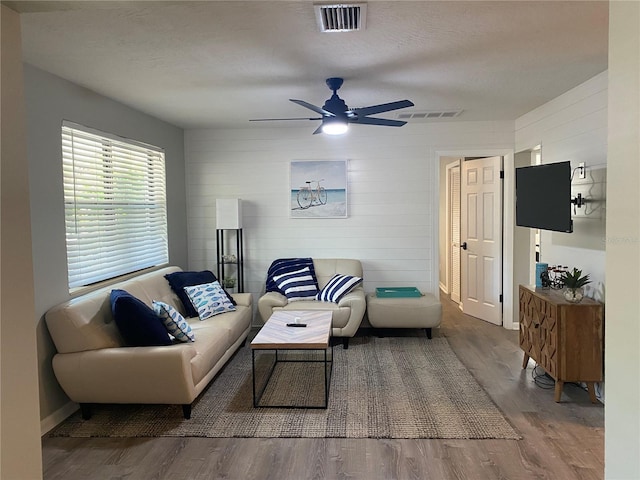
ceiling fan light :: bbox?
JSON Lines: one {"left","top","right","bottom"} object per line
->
{"left": 322, "top": 120, "right": 349, "bottom": 135}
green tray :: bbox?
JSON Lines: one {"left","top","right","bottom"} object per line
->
{"left": 376, "top": 287, "right": 422, "bottom": 298}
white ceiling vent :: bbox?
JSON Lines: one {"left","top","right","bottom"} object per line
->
{"left": 314, "top": 3, "right": 367, "bottom": 32}
{"left": 397, "top": 110, "right": 463, "bottom": 121}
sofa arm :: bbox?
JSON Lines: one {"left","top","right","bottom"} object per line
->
{"left": 52, "top": 345, "right": 198, "bottom": 405}
{"left": 336, "top": 288, "right": 366, "bottom": 337}
{"left": 230, "top": 292, "right": 252, "bottom": 307}
{"left": 258, "top": 291, "right": 288, "bottom": 323}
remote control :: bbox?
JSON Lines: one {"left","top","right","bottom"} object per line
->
{"left": 286, "top": 323, "right": 307, "bottom": 327}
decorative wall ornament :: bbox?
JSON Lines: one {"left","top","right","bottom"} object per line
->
{"left": 290, "top": 160, "right": 348, "bottom": 218}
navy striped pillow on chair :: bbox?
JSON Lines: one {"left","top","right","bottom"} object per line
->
{"left": 316, "top": 274, "right": 363, "bottom": 303}
{"left": 265, "top": 258, "right": 317, "bottom": 294}
{"left": 272, "top": 267, "right": 319, "bottom": 302}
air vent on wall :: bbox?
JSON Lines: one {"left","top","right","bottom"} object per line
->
{"left": 397, "top": 109, "right": 463, "bottom": 120}
{"left": 314, "top": 3, "right": 367, "bottom": 32}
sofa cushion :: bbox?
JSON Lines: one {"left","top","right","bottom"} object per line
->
{"left": 188, "top": 305, "right": 250, "bottom": 350}
{"left": 266, "top": 258, "right": 318, "bottom": 294}
{"left": 186, "top": 323, "right": 231, "bottom": 387}
{"left": 313, "top": 258, "right": 363, "bottom": 288}
{"left": 272, "top": 266, "right": 319, "bottom": 302}
{"left": 110, "top": 289, "right": 172, "bottom": 347}
{"left": 165, "top": 270, "right": 236, "bottom": 318}
{"left": 316, "top": 274, "right": 363, "bottom": 303}
{"left": 184, "top": 281, "right": 236, "bottom": 320}
{"left": 153, "top": 301, "right": 195, "bottom": 342}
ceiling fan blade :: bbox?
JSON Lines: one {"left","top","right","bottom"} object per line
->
{"left": 290, "top": 99, "right": 334, "bottom": 117}
{"left": 350, "top": 117, "right": 408, "bottom": 127}
{"left": 251, "top": 80, "right": 413, "bottom": 133}
{"left": 249, "top": 117, "right": 322, "bottom": 122}
{"left": 350, "top": 100, "right": 414, "bottom": 117}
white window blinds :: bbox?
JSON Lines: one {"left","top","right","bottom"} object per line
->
{"left": 62, "top": 123, "right": 169, "bottom": 289}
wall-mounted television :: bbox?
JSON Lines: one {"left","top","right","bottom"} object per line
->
{"left": 515, "top": 161, "right": 573, "bottom": 233}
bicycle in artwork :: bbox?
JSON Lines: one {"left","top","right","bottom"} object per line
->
{"left": 296, "top": 179, "right": 327, "bottom": 209}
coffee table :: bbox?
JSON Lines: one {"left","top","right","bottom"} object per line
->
{"left": 251, "top": 310, "right": 333, "bottom": 408}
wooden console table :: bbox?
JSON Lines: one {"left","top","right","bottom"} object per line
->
{"left": 519, "top": 285, "right": 603, "bottom": 403}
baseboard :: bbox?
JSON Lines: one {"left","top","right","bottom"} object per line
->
{"left": 439, "top": 282, "right": 448, "bottom": 294}
{"left": 40, "top": 400, "right": 78, "bottom": 436}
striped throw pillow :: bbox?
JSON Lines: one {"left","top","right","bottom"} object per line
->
{"left": 266, "top": 258, "right": 317, "bottom": 294}
{"left": 316, "top": 274, "right": 363, "bottom": 303}
{"left": 272, "top": 266, "right": 319, "bottom": 302}
{"left": 153, "top": 301, "right": 195, "bottom": 342}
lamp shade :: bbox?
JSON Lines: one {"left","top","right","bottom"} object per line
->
{"left": 216, "top": 199, "right": 243, "bottom": 229}
{"left": 322, "top": 118, "right": 349, "bottom": 135}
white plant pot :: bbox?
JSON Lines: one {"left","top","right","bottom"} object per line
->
{"left": 563, "top": 287, "right": 584, "bottom": 303}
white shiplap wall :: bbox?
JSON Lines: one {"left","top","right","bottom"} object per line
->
{"left": 515, "top": 71, "right": 608, "bottom": 301}
{"left": 185, "top": 121, "right": 514, "bottom": 310}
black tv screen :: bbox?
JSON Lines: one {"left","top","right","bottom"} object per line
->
{"left": 516, "top": 161, "right": 573, "bottom": 233}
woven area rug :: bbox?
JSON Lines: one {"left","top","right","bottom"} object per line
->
{"left": 49, "top": 336, "right": 519, "bottom": 439}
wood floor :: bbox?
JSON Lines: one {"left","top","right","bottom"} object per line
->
{"left": 42, "top": 295, "right": 604, "bottom": 480}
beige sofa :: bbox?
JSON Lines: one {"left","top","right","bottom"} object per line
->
{"left": 258, "top": 258, "right": 365, "bottom": 348}
{"left": 45, "top": 266, "right": 252, "bottom": 419}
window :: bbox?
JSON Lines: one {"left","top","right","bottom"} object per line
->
{"left": 62, "top": 122, "right": 168, "bottom": 290}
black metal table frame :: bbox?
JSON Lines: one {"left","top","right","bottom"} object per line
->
{"left": 252, "top": 346, "right": 333, "bottom": 409}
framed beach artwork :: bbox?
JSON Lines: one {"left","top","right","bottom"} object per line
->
{"left": 290, "top": 160, "right": 348, "bottom": 218}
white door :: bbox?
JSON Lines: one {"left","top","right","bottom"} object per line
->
{"left": 461, "top": 156, "right": 502, "bottom": 325}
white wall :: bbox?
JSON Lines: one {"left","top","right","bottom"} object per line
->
{"left": 185, "top": 121, "right": 514, "bottom": 323}
{"left": 22, "top": 65, "right": 188, "bottom": 430}
{"left": 515, "top": 71, "right": 608, "bottom": 302}
{"left": 0, "top": 5, "right": 43, "bottom": 479}
{"left": 605, "top": 2, "right": 640, "bottom": 478}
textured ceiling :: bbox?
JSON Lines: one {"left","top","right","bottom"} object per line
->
{"left": 11, "top": 1, "right": 608, "bottom": 129}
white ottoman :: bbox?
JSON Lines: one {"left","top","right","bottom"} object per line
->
{"left": 366, "top": 293, "right": 442, "bottom": 338}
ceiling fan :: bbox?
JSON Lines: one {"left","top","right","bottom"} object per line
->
{"left": 249, "top": 78, "right": 414, "bottom": 135}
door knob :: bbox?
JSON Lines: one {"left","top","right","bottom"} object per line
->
{"left": 461, "top": 242, "right": 468, "bottom": 250}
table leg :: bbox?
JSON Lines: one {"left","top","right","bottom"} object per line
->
{"left": 522, "top": 352, "right": 530, "bottom": 369}
{"left": 586, "top": 382, "right": 598, "bottom": 403}
{"left": 324, "top": 348, "right": 328, "bottom": 407}
{"left": 252, "top": 349, "right": 277, "bottom": 408}
{"left": 554, "top": 380, "right": 564, "bottom": 402}
{"left": 253, "top": 348, "right": 331, "bottom": 409}
{"left": 252, "top": 349, "right": 257, "bottom": 407}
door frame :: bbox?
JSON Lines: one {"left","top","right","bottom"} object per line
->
{"left": 445, "top": 159, "right": 461, "bottom": 303}
{"left": 436, "top": 148, "right": 517, "bottom": 330}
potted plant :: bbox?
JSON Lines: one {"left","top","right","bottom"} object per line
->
{"left": 222, "top": 277, "right": 236, "bottom": 291}
{"left": 559, "top": 268, "right": 591, "bottom": 303}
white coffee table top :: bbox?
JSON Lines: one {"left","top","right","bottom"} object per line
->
{"left": 251, "top": 310, "right": 332, "bottom": 350}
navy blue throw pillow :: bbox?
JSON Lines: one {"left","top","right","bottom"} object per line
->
{"left": 110, "top": 289, "right": 172, "bottom": 347}
{"left": 265, "top": 258, "right": 318, "bottom": 294}
{"left": 165, "top": 270, "right": 236, "bottom": 318}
